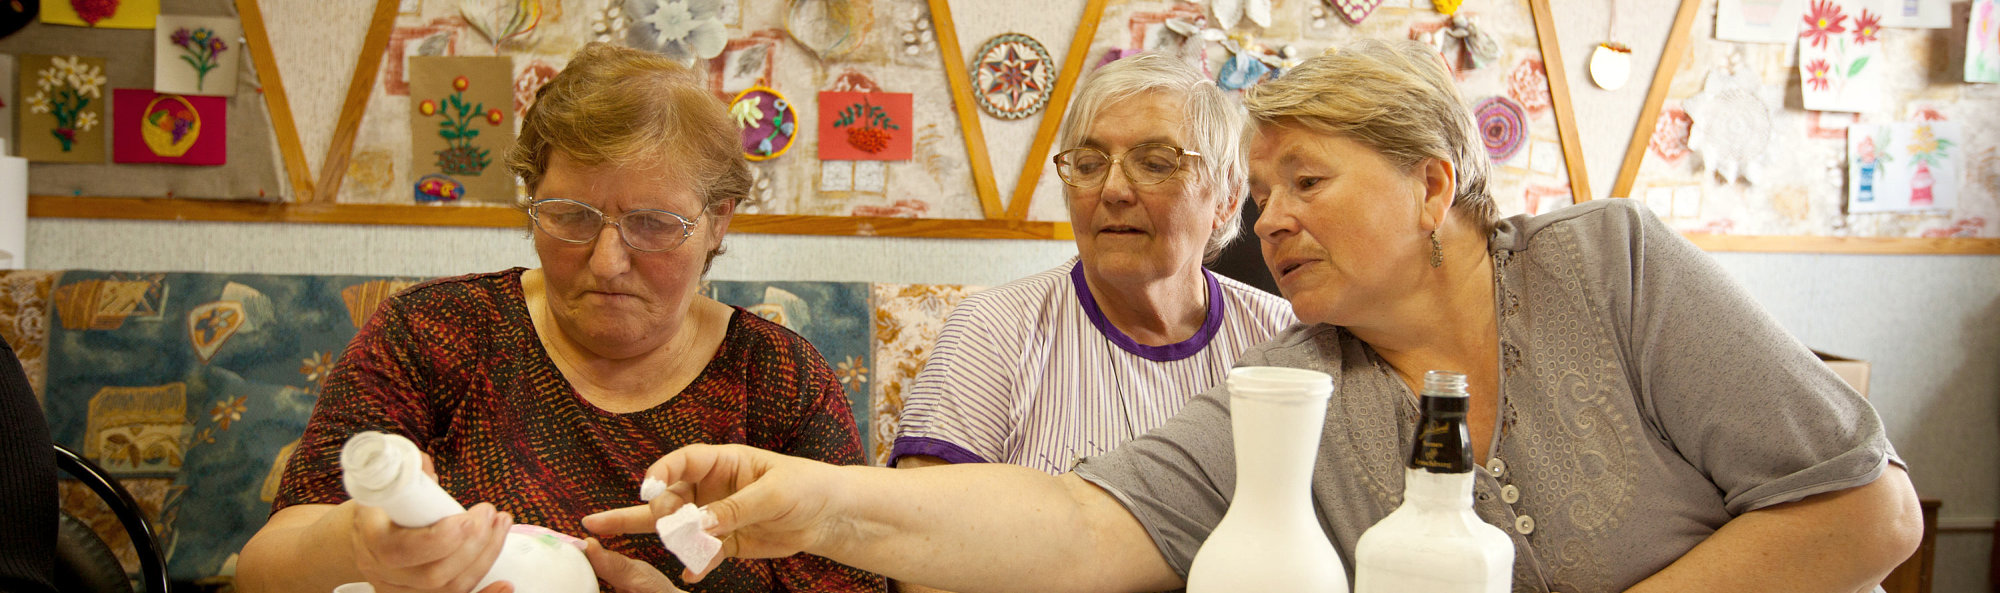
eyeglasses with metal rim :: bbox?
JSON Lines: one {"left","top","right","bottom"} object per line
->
{"left": 1052, "top": 143, "right": 1203, "bottom": 188}
{"left": 527, "top": 198, "right": 701, "bottom": 253}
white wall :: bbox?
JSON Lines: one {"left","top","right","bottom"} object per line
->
{"left": 23, "top": 0, "right": 1997, "bottom": 589}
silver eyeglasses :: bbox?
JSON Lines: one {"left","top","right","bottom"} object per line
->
{"left": 527, "top": 198, "right": 700, "bottom": 253}
{"left": 1052, "top": 143, "right": 1202, "bottom": 188}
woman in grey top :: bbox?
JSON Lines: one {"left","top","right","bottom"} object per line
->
{"left": 579, "top": 40, "right": 1921, "bottom": 593}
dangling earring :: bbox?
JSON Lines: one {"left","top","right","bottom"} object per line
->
{"left": 1429, "top": 229, "right": 1444, "bottom": 268}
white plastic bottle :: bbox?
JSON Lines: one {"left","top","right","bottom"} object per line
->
{"left": 1352, "top": 371, "right": 1514, "bottom": 593}
{"left": 1186, "top": 367, "right": 1347, "bottom": 593}
{"left": 334, "top": 431, "right": 597, "bottom": 593}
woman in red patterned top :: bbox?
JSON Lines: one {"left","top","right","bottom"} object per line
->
{"left": 236, "top": 43, "right": 884, "bottom": 593}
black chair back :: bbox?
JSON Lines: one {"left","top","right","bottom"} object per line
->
{"left": 53, "top": 444, "right": 169, "bottom": 593}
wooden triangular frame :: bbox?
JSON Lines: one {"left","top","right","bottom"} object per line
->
{"left": 929, "top": 0, "right": 1108, "bottom": 221}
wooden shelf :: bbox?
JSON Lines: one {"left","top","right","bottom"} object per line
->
{"left": 1683, "top": 234, "right": 2000, "bottom": 255}
{"left": 27, "top": 195, "right": 1074, "bottom": 240}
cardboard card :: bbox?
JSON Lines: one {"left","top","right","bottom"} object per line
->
{"left": 40, "top": 0, "right": 159, "bottom": 28}
{"left": 1847, "top": 122, "right": 1960, "bottom": 213}
{"left": 1883, "top": 0, "right": 1949, "bottom": 28}
{"left": 0, "top": 55, "right": 14, "bottom": 155}
{"left": 155, "top": 15, "right": 244, "bottom": 97}
{"left": 1970, "top": 0, "right": 2000, "bottom": 83}
{"left": 112, "top": 89, "right": 227, "bottom": 166}
{"left": 408, "top": 56, "right": 516, "bottom": 204}
{"left": 1716, "top": 0, "right": 1807, "bottom": 43}
{"left": 1798, "top": 0, "right": 1887, "bottom": 113}
{"left": 16, "top": 54, "right": 107, "bottom": 163}
{"left": 817, "top": 92, "right": 912, "bottom": 161}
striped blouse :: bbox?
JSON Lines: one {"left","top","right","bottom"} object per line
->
{"left": 891, "top": 258, "right": 1296, "bottom": 474}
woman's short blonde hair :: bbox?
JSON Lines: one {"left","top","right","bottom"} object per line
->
{"left": 1243, "top": 39, "right": 1496, "bottom": 235}
{"left": 507, "top": 43, "right": 751, "bottom": 268}
{"left": 1057, "top": 52, "right": 1248, "bottom": 264}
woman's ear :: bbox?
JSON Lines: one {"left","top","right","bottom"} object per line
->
{"left": 1417, "top": 158, "right": 1457, "bottom": 232}
{"left": 705, "top": 198, "right": 738, "bottom": 248}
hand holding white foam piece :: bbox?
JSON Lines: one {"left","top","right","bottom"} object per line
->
{"left": 339, "top": 431, "right": 465, "bottom": 527}
{"left": 640, "top": 476, "right": 667, "bottom": 502}
{"left": 655, "top": 503, "right": 722, "bottom": 572}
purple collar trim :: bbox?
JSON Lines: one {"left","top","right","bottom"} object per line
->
{"left": 1070, "top": 262, "right": 1225, "bottom": 362}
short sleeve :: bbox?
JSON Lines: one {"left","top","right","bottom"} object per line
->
{"left": 890, "top": 295, "right": 1027, "bottom": 466}
{"left": 1588, "top": 201, "right": 1896, "bottom": 515}
{"left": 271, "top": 296, "right": 442, "bottom": 512}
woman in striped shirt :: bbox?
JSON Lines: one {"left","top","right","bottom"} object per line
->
{"left": 889, "top": 52, "right": 1295, "bottom": 486}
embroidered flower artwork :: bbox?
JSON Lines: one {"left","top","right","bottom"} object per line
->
{"left": 25, "top": 55, "right": 105, "bottom": 153}
{"left": 832, "top": 97, "right": 899, "bottom": 154}
{"left": 70, "top": 0, "right": 119, "bottom": 25}
{"left": 170, "top": 27, "right": 228, "bottom": 92}
{"left": 418, "top": 76, "right": 503, "bottom": 175}
{"left": 626, "top": 0, "right": 726, "bottom": 66}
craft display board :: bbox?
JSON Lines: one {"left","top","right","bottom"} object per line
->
{"left": 29, "top": 0, "right": 1585, "bottom": 239}
{"left": 1063, "top": 0, "right": 1584, "bottom": 222}
{"left": 1614, "top": 0, "right": 2000, "bottom": 253}
{"left": 1, "top": 0, "right": 305, "bottom": 201}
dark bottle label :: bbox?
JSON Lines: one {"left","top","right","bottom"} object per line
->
{"left": 1407, "top": 394, "right": 1471, "bottom": 473}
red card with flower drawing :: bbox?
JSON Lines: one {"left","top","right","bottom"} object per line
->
{"left": 408, "top": 56, "right": 515, "bottom": 204}
{"left": 154, "top": 15, "right": 242, "bottom": 97}
{"left": 111, "top": 89, "right": 226, "bottom": 165}
{"left": 816, "top": 92, "right": 912, "bottom": 161}
{"left": 16, "top": 54, "right": 107, "bottom": 163}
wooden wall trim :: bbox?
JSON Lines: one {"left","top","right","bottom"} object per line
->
{"left": 1526, "top": 0, "right": 1593, "bottom": 202}
{"left": 237, "top": 0, "right": 315, "bottom": 202}
{"left": 313, "top": 0, "right": 401, "bottom": 204}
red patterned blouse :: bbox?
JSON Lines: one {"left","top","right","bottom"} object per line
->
{"left": 275, "top": 269, "right": 885, "bottom": 593}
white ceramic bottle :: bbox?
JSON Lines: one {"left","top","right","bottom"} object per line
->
{"left": 335, "top": 431, "right": 597, "bottom": 593}
{"left": 1352, "top": 371, "right": 1514, "bottom": 593}
{"left": 1186, "top": 366, "right": 1346, "bottom": 593}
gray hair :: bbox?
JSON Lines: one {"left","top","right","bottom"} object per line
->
{"left": 1057, "top": 52, "right": 1248, "bottom": 263}
{"left": 1242, "top": 39, "right": 1496, "bottom": 235}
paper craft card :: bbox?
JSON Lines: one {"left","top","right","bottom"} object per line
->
{"left": 40, "top": 0, "right": 159, "bottom": 28}
{"left": 1971, "top": 0, "right": 2000, "bottom": 83}
{"left": 112, "top": 89, "right": 227, "bottom": 166}
{"left": 1717, "top": 0, "right": 1806, "bottom": 43}
{"left": 1798, "top": 0, "right": 1886, "bottom": 113}
{"left": 155, "top": 15, "right": 243, "bottom": 97}
{"left": 1847, "top": 122, "right": 1960, "bottom": 213}
{"left": 0, "top": 55, "right": 14, "bottom": 155}
{"left": 1883, "top": 0, "right": 1948, "bottom": 28}
{"left": 408, "top": 56, "right": 515, "bottom": 204}
{"left": 817, "top": 92, "right": 912, "bottom": 161}
{"left": 16, "top": 54, "right": 107, "bottom": 163}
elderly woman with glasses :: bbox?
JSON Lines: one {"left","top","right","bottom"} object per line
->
{"left": 236, "top": 43, "right": 885, "bottom": 593}
{"left": 889, "top": 53, "right": 1294, "bottom": 493}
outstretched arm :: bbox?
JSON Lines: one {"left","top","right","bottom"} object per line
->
{"left": 584, "top": 444, "right": 1182, "bottom": 593}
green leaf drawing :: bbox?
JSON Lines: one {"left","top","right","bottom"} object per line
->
{"left": 1846, "top": 56, "right": 1869, "bottom": 79}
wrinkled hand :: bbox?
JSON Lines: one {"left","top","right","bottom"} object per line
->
{"left": 581, "top": 444, "right": 846, "bottom": 583}
{"left": 348, "top": 451, "right": 513, "bottom": 593}
{"left": 584, "top": 538, "right": 686, "bottom": 593}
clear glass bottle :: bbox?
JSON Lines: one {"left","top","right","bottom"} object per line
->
{"left": 1352, "top": 371, "right": 1514, "bottom": 593}
{"left": 1186, "top": 367, "right": 1347, "bottom": 593}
